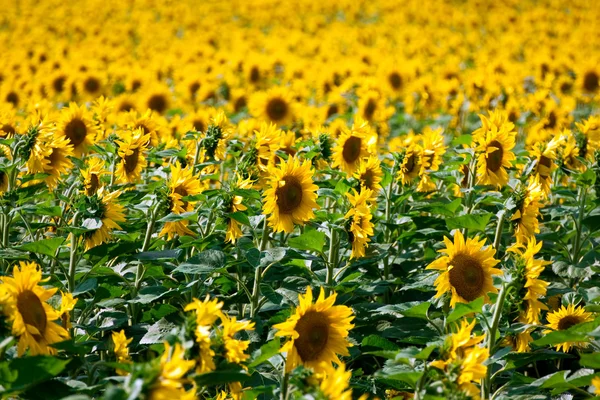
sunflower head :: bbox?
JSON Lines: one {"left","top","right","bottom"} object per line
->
{"left": 332, "top": 119, "right": 376, "bottom": 176}
{"left": 274, "top": 287, "right": 354, "bottom": 374}
{"left": 545, "top": 304, "right": 594, "bottom": 352}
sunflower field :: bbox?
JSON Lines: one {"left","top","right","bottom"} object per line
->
{"left": 1, "top": 0, "right": 600, "bottom": 399}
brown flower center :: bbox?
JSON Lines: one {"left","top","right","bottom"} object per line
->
{"left": 6, "top": 91, "right": 18, "bottom": 106}
{"left": 583, "top": 71, "right": 599, "bottom": 93}
{"left": 53, "top": 76, "right": 66, "bottom": 93}
{"left": 363, "top": 98, "right": 377, "bottom": 121}
{"left": 249, "top": 66, "right": 260, "bottom": 83}
{"left": 174, "top": 186, "right": 190, "bottom": 210}
{"left": 326, "top": 104, "right": 339, "bottom": 119}
{"left": 557, "top": 315, "right": 582, "bottom": 330}
{"left": 388, "top": 72, "right": 402, "bottom": 90}
{"left": 65, "top": 118, "right": 88, "bottom": 147}
{"left": 1, "top": 124, "right": 15, "bottom": 137}
{"left": 124, "top": 148, "right": 140, "bottom": 174}
{"left": 404, "top": 154, "right": 416, "bottom": 174}
{"left": 538, "top": 155, "right": 552, "bottom": 177}
{"left": 118, "top": 101, "right": 135, "bottom": 112}
{"left": 361, "top": 169, "right": 375, "bottom": 189}
{"left": 234, "top": 96, "right": 247, "bottom": 113}
{"left": 17, "top": 290, "right": 47, "bottom": 339}
{"left": 276, "top": 176, "right": 303, "bottom": 214}
{"left": 84, "top": 77, "right": 100, "bottom": 94}
{"left": 147, "top": 94, "right": 168, "bottom": 114}
{"left": 342, "top": 136, "right": 362, "bottom": 164}
{"left": 193, "top": 119, "right": 205, "bottom": 133}
{"left": 486, "top": 140, "right": 504, "bottom": 172}
{"left": 266, "top": 98, "right": 289, "bottom": 122}
{"left": 448, "top": 253, "right": 485, "bottom": 302}
{"left": 294, "top": 311, "right": 329, "bottom": 362}
{"left": 86, "top": 173, "right": 100, "bottom": 196}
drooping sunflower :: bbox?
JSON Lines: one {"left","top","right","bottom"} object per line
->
{"left": 420, "top": 126, "right": 446, "bottom": 173}
{"left": 249, "top": 87, "right": 295, "bottom": 126}
{"left": 0, "top": 261, "right": 70, "bottom": 356}
{"left": 473, "top": 111, "right": 517, "bottom": 188}
{"left": 345, "top": 188, "right": 375, "bottom": 259}
{"left": 511, "top": 180, "right": 545, "bottom": 244}
{"left": 55, "top": 103, "right": 97, "bottom": 156}
{"left": 529, "top": 134, "right": 563, "bottom": 196}
{"left": 274, "top": 286, "right": 354, "bottom": 373}
{"left": 148, "top": 342, "right": 196, "bottom": 400}
{"left": 224, "top": 176, "right": 254, "bottom": 244}
{"left": 254, "top": 122, "right": 281, "bottom": 175}
{"left": 184, "top": 295, "right": 223, "bottom": 374}
{"left": 112, "top": 329, "right": 133, "bottom": 375}
{"left": 80, "top": 157, "right": 108, "bottom": 196}
{"left": 115, "top": 128, "right": 150, "bottom": 184}
{"left": 220, "top": 314, "right": 255, "bottom": 365}
{"left": 160, "top": 162, "right": 204, "bottom": 240}
{"left": 332, "top": 119, "right": 376, "bottom": 176}
{"left": 318, "top": 363, "right": 353, "bottom": 400}
{"left": 82, "top": 189, "right": 126, "bottom": 251}
{"left": 426, "top": 230, "right": 501, "bottom": 307}
{"left": 507, "top": 238, "right": 551, "bottom": 352}
{"left": 397, "top": 144, "right": 421, "bottom": 186}
{"left": 59, "top": 291, "right": 77, "bottom": 330}
{"left": 457, "top": 345, "right": 489, "bottom": 397}
{"left": 263, "top": 157, "right": 319, "bottom": 233}
{"left": 545, "top": 304, "right": 594, "bottom": 352}
{"left": 354, "top": 156, "right": 383, "bottom": 199}
{"left": 0, "top": 109, "right": 19, "bottom": 138}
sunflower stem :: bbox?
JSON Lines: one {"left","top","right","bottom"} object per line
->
{"left": 572, "top": 185, "right": 587, "bottom": 264}
{"left": 493, "top": 210, "right": 506, "bottom": 255}
{"left": 132, "top": 204, "right": 158, "bottom": 321}
{"left": 68, "top": 212, "right": 81, "bottom": 293}
{"left": 326, "top": 227, "right": 338, "bottom": 296}
{"left": 483, "top": 282, "right": 508, "bottom": 399}
{"left": 251, "top": 221, "right": 270, "bottom": 318}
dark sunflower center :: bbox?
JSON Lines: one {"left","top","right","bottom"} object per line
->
{"left": 124, "top": 148, "right": 140, "bottom": 174}
{"left": 84, "top": 77, "right": 100, "bottom": 94}
{"left": 53, "top": 76, "right": 66, "bottom": 93}
{"left": 448, "top": 253, "right": 485, "bottom": 302}
{"left": 17, "top": 290, "right": 47, "bottom": 339}
{"left": 543, "top": 111, "right": 557, "bottom": 130}
{"left": 65, "top": 118, "right": 88, "bottom": 147}
{"left": 1, "top": 124, "right": 15, "bottom": 137}
{"left": 234, "top": 96, "right": 247, "bottom": 113}
{"left": 189, "top": 82, "right": 200, "bottom": 97}
{"left": 326, "top": 104, "right": 339, "bottom": 119}
{"left": 363, "top": 98, "right": 377, "bottom": 121}
{"left": 388, "top": 72, "right": 402, "bottom": 90}
{"left": 294, "top": 311, "right": 329, "bottom": 362}
{"left": 583, "top": 71, "right": 599, "bottom": 93}
{"left": 538, "top": 155, "right": 552, "bottom": 177}
{"left": 118, "top": 101, "right": 135, "bottom": 112}
{"left": 362, "top": 169, "right": 375, "bottom": 189}
{"left": 461, "top": 164, "right": 470, "bottom": 187}
{"left": 86, "top": 173, "right": 100, "bottom": 196}
{"left": 174, "top": 186, "right": 189, "bottom": 210}
{"left": 131, "top": 80, "right": 142, "bottom": 92}
{"left": 276, "top": 176, "right": 303, "bottom": 214}
{"left": 266, "top": 98, "right": 289, "bottom": 122}
{"left": 193, "top": 120, "right": 205, "bottom": 133}
{"left": 487, "top": 140, "right": 504, "bottom": 172}
{"left": 6, "top": 92, "right": 18, "bottom": 106}
{"left": 249, "top": 66, "right": 260, "bottom": 83}
{"left": 48, "top": 148, "right": 62, "bottom": 167}
{"left": 404, "top": 154, "right": 416, "bottom": 174}
{"left": 557, "top": 316, "right": 582, "bottom": 330}
{"left": 342, "top": 136, "right": 362, "bottom": 164}
{"left": 147, "top": 94, "right": 168, "bottom": 114}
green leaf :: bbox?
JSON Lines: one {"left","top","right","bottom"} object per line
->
{"left": 579, "top": 353, "right": 600, "bottom": 368}
{"left": 73, "top": 278, "right": 98, "bottom": 296}
{"left": 229, "top": 211, "right": 250, "bottom": 226}
{"left": 288, "top": 229, "right": 325, "bottom": 253}
{"left": 135, "top": 249, "right": 183, "bottom": 261}
{"left": 400, "top": 302, "right": 431, "bottom": 319}
{"left": 249, "top": 338, "right": 281, "bottom": 368}
{"left": 447, "top": 297, "right": 484, "bottom": 323}
{"left": 173, "top": 249, "right": 226, "bottom": 274}
{"left": 446, "top": 213, "right": 493, "bottom": 232}
{"left": 17, "top": 237, "right": 65, "bottom": 257}
{"left": 532, "top": 317, "right": 600, "bottom": 347}
{"left": 140, "top": 318, "right": 177, "bottom": 345}
{"left": 362, "top": 335, "right": 400, "bottom": 351}
{"left": 2, "top": 356, "right": 70, "bottom": 393}
{"left": 194, "top": 367, "right": 250, "bottom": 386}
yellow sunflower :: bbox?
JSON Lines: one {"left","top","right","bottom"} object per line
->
{"left": 507, "top": 238, "right": 551, "bottom": 352}
{"left": 426, "top": 230, "right": 501, "bottom": 307}
{"left": 318, "top": 363, "right": 353, "bottom": 400}
{"left": 0, "top": 109, "right": 19, "bottom": 138}
{"left": 354, "top": 156, "right": 383, "bottom": 199}
{"left": 225, "top": 176, "right": 254, "bottom": 244}
{"left": 529, "top": 135, "right": 563, "bottom": 196}
{"left": 545, "top": 304, "right": 594, "bottom": 352}
{"left": 159, "top": 162, "right": 204, "bottom": 240}
{"left": 263, "top": 157, "right": 319, "bottom": 233}
{"left": 83, "top": 189, "right": 126, "bottom": 251}
{"left": 332, "top": 119, "right": 376, "bottom": 176}
{"left": 254, "top": 122, "right": 281, "bottom": 174}
{"left": 112, "top": 329, "right": 133, "bottom": 375}
{"left": 80, "top": 157, "right": 108, "bottom": 196}
{"left": 141, "top": 84, "right": 172, "bottom": 116}
{"left": 274, "top": 286, "right": 354, "bottom": 374}
{"left": 457, "top": 345, "right": 488, "bottom": 397}
{"left": 184, "top": 295, "right": 223, "bottom": 374}
{"left": 148, "top": 342, "right": 196, "bottom": 400}
{"left": 575, "top": 115, "right": 600, "bottom": 160}
{"left": 473, "top": 111, "right": 517, "bottom": 188}
{"left": 59, "top": 291, "right": 77, "bottom": 331}
{"left": 115, "top": 128, "right": 150, "bottom": 184}
{"left": 55, "top": 102, "right": 97, "bottom": 156}
{"left": 34, "top": 130, "right": 75, "bottom": 190}
{"left": 511, "top": 180, "right": 544, "bottom": 244}
{"left": 1, "top": 261, "right": 70, "bottom": 356}
{"left": 123, "top": 109, "right": 163, "bottom": 148}
{"left": 420, "top": 126, "right": 446, "bottom": 174}
{"left": 397, "top": 145, "right": 421, "bottom": 186}
{"left": 345, "top": 188, "right": 375, "bottom": 259}
{"left": 249, "top": 87, "right": 295, "bottom": 126}
{"left": 221, "top": 314, "right": 255, "bottom": 364}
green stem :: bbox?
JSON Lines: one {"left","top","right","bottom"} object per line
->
{"left": 493, "top": 210, "right": 506, "bottom": 255}
{"left": 325, "top": 227, "right": 338, "bottom": 296}
{"left": 483, "top": 283, "right": 509, "bottom": 399}
{"left": 132, "top": 205, "right": 159, "bottom": 321}
{"left": 251, "top": 221, "right": 270, "bottom": 318}
{"left": 68, "top": 212, "right": 81, "bottom": 293}
{"left": 572, "top": 186, "right": 587, "bottom": 264}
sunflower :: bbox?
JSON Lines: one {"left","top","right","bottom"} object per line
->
{"left": 82, "top": 189, "right": 126, "bottom": 251}
{"left": 575, "top": 115, "right": 600, "bottom": 160}
{"left": 142, "top": 84, "right": 172, "bottom": 115}
{"left": 457, "top": 345, "right": 489, "bottom": 397}
{"left": 249, "top": 87, "right": 295, "bottom": 126}
{"left": 115, "top": 128, "right": 150, "bottom": 184}
{"left": 426, "top": 230, "right": 501, "bottom": 307}
{"left": 473, "top": 111, "right": 517, "bottom": 188}
{"left": 318, "top": 363, "right": 353, "bottom": 400}
{"left": 397, "top": 145, "right": 421, "bottom": 186}
{"left": 354, "top": 156, "right": 383, "bottom": 198}
{"left": 160, "top": 162, "right": 204, "bottom": 240}
{"left": 529, "top": 135, "right": 563, "bottom": 196}
{"left": 198, "top": 111, "right": 232, "bottom": 175}
{"left": 263, "top": 157, "right": 319, "bottom": 233}
{"left": 356, "top": 90, "right": 392, "bottom": 123}
{"left": 53, "top": 103, "right": 97, "bottom": 156}
{"left": 507, "top": 238, "right": 551, "bottom": 352}
{"left": 225, "top": 176, "right": 254, "bottom": 244}
{"left": 80, "top": 157, "right": 108, "bottom": 196}
{"left": 34, "top": 130, "right": 75, "bottom": 189}
{"left": 592, "top": 376, "right": 600, "bottom": 395}
{"left": 59, "top": 291, "right": 77, "bottom": 330}
{"left": 123, "top": 109, "right": 163, "bottom": 148}
{"left": 148, "top": 342, "right": 196, "bottom": 400}
{"left": 254, "top": 122, "right": 281, "bottom": 174}
{"left": 274, "top": 286, "right": 354, "bottom": 373}
{"left": 511, "top": 180, "right": 544, "bottom": 244}
{"left": 0, "top": 261, "right": 70, "bottom": 356}
{"left": 420, "top": 126, "right": 446, "bottom": 174}
{"left": 112, "top": 329, "right": 133, "bottom": 375}
{"left": 221, "top": 314, "right": 255, "bottom": 364}
{"left": 332, "top": 119, "right": 376, "bottom": 176}
{"left": 345, "top": 188, "right": 375, "bottom": 259}
{"left": 545, "top": 304, "right": 594, "bottom": 352}
{"left": 0, "top": 109, "right": 19, "bottom": 138}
